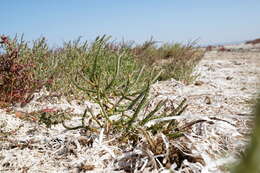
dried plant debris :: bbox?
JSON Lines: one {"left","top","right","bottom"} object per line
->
{"left": 115, "top": 133, "right": 205, "bottom": 172}
{"left": 0, "top": 100, "right": 252, "bottom": 173}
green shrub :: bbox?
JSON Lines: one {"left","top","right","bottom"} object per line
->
{"left": 15, "top": 35, "right": 150, "bottom": 99}
{"left": 1, "top": 35, "right": 203, "bottom": 104}
{"left": 131, "top": 39, "right": 204, "bottom": 83}
{"left": 62, "top": 39, "right": 188, "bottom": 137}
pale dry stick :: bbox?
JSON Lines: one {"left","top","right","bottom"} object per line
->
{"left": 161, "top": 133, "right": 170, "bottom": 164}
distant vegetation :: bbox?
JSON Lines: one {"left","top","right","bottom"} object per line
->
{"left": 245, "top": 38, "right": 260, "bottom": 45}
{"left": 0, "top": 35, "right": 204, "bottom": 106}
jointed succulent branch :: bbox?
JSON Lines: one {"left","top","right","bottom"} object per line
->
{"left": 62, "top": 109, "right": 88, "bottom": 130}
{"left": 140, "top": 99, "right": 168, "bottom": 126}
{"left": 105, "top": 52, "right": 122, "bottom": 91}
{"left": 126, "top": 82, "right": 150, "bottom": 130}
{"left": 167, "top": 98, "right": 188, "bottom": 129}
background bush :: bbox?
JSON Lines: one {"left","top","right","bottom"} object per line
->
{"left": 0, "top": 35, "right": 204, "bottom": 103}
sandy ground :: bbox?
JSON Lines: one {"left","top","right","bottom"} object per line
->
{"left": 0, "top": 44, "right": 259, "bottom": 173}
{"left": 150, "top": 48, "right": 260, "bottom": 172}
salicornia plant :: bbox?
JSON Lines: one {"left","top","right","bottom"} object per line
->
{"left": 63, "top": 35, "right": 188, "bottom": 139}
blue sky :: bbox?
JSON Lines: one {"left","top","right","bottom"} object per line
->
{"left": 1, "top": 0, "right": 260, "bottom": 46}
